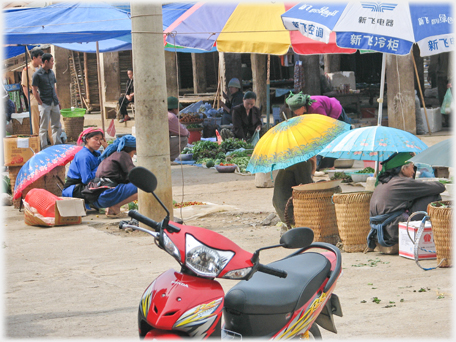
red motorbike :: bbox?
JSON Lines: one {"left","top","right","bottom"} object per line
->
{"left": 122, "top": 166, "right": 343, "bottom": 339}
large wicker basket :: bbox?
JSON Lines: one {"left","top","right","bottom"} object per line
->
{"left": 427, "top": 201, "right": 452, "bottom": 267}
{"left": 291, "top": 186, "right": 342, "bottom": 245}
{"left": 333, "top": 191, "right": 373, "bottom": 252}
{"left": 8, "top": 165, "right": 65, "bottom": 209}
{"left": 12, "top": 117, "right": 31, "bottom": 135}
{"left": 63, "top": 116, "right": 85, "bottom": 142}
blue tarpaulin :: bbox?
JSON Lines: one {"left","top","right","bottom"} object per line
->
{"left": 4, "top": 2, "right": 132, "bottom": 45}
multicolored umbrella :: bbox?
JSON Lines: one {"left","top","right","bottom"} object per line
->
{"left": 282, "top": 2, "right": 454, "bottom": 129}
{"left": 318, "top": 126, "right": 428, "bottom": 162}
{"left": 164, "top": 2, "right": 356, "bottom": 55}
{"left": 246, "top": 114, "right": 351, "bottom": 174}
{"left": 281, "top": 2, "right": 453, "bottom": 56}
{"left": 13, "top": 144, "right": 83, "bottom": 200}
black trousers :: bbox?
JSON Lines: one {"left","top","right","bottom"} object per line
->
{"left": 118, "top": 96, "right": 132, "bottom": 116}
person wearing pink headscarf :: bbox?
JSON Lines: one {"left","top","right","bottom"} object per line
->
{"left": 62, "top": 128, "right": 107, "bottom": 201}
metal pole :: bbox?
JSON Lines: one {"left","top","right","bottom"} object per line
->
{"left": 24, "top": 45, "right": 33, "bottom": 135}
{"left": 95, "top": 41, "right": 105, "bottom": 133}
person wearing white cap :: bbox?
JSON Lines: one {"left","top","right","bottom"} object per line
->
{"left": 221, "top": 78, "right": 244, "bottom": 125}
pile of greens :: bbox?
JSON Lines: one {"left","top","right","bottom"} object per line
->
{"left": 355, "top": 167, "right": 375, "bottom": 174}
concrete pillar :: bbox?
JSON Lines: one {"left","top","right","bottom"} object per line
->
{"left": 219, "top": 52, "right": 242, "bottom": 96}
{"left": 101, "top": 52, "right": 121, "bottom": 103}
{"left": 300, "top": 55, "right": 321, "bottom": 95}
{"left": 165, "top": 50, "right": 178, "bottom": 98}
{"left": 131, "top": 3, "right": 174, "bottom": 222}
{"left": 251, "top": 54, "right": 267, "bottom": 113}
{"left": 191, "top": 53, "right": 207, "bottom": 93}
{"left": 386, "top": 54, "right": 416, "bottom": 134}
{"left": 324, "top": 54, "right": 341, "bottom": 73}
{"left": 51, "top": 46, "right": 71, "bottom": 109}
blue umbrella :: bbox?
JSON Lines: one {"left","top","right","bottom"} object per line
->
{"left": 409, "top": 138, "right": 452, "bottom": 167}
{"left": 318, "top": 126, "right": 428, "bottom": 161}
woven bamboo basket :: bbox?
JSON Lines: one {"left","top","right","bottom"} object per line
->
{"left": 427, "top": 201, "right": 452, "bottom": 267}
{"left": 12, "top": 117, "right": 31, "bottom": 135}
{"left": 333, "top": 191, "right": 373, "bottom": 252}
{"left": 292, "top": 186, "right": 342, "bottom": 245}
{"left": 63, "top": 116, "right": 85, "bottom": 142}
{"left": 8, "top": 165, "right": 65, "bottom": 209}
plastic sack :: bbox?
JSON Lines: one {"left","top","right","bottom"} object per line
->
{"left": 441, "top": 88, "right": 452, "bottom": 114}
{"left": 414, "top": 162, "right": 435, "bottom": 178}
{"left": 248, "top": 130, "right": 260, "bottom": 147}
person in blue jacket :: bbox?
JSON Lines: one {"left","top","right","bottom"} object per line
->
{"left": 62, "top": 127, "right": 107, "bottom": 203}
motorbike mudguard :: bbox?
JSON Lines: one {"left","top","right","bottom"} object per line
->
{"left": 314, "top": 293, "right": 343, "bottom": 334}
{"left": 139, "top": 269, "right": 224, "bottom": 338}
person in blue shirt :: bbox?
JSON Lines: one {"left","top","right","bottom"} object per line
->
{"left": 62, "top": 128, "right": 107, "bottom": 202}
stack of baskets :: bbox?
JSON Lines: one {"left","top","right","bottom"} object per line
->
{"left": 333, "top": 191, "right": 373, "bottom": 252}
{"left": 11, "top": 113, "right": 31, "bottom": 135}
{"left": 427, "top": 201, "right": 452, "bottom": 267}
{"left": 8, "top": 165, "right": 65, "bottom": 209}
{"left": 290, "top": 186, "right": 342, "bottom": 245}
{"left": 61, "top": 108, "right": 86, "bottom": 142}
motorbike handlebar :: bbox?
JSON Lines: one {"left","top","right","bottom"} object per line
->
{"left": 258, "top": 264, "right": 287, "bottom": 278}
{"left": 128, "top": 210, "right": 160, "bottom": 231}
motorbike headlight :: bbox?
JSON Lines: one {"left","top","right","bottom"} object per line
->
{"left": 222, "top": 267, "right": 253, "bottom": 279}
{"left": 185, "top": 234, "right": 234, "bottom": 278}
{"left": 163, "top": 232, "right": 181, "bottom": 261}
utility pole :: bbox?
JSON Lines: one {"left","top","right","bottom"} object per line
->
{"left": 131, "top": 4, "right": 174, "bottom": 221}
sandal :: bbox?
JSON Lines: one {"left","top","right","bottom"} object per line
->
{"left": 105, "top": 212, "right": 128, "bottom": 219}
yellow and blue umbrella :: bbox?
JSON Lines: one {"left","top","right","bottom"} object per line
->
{"left": 246, "top": 114, "right": 351, "bottom": 174}
{"left": 318, "top": 126, "right": 428, "bottom": 162}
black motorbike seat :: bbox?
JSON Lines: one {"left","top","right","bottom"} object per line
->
{"left": 224, "top": 252, "right": 331, "bottom": 315}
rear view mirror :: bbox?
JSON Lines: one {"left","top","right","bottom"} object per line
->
{"left": 280, "top": 227, "right": 314, "bottom": 249}
{"left": 128, "top": 166, "right": 158, "bottom": 193}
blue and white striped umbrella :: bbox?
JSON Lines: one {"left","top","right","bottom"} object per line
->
{"left": 318, "top": 126, "right": 428, "bottom": 161}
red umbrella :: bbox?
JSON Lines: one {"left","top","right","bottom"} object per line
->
{"left": 13, "top": 144, "right": 83, "bottom": 200}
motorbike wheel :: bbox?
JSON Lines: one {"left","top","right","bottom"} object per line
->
{"left": 296, "top": 324, "right": 322, "bottom": 340}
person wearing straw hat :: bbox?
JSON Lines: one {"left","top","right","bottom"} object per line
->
{"left": 286, "top": 91, "right": 352, "bottom": 170}
{"left": 92, "top": 135, "right": 138, "bottom": 218}
{"left": 368, "top": 152, "right": 445, "bottom": 254}
{"left": 62, "top": 128, "right": 108, "bottom": 203}
{"left": 168, "top": 96, "right": 189, "bottom": 162}
{"left": 220, "top": 78, "right": 244, "bottom": 125}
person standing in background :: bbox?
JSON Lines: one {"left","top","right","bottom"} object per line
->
{"left": 220, "top": 78, "right": 244, "bottom": 125}
{"left": 118, "top": 70, "right": 134, "bottom": 123}
{"left": 21, "top": 49, "right": 53, "bottom": 145}
{"left": 32, "top": 53, "right": 62, "bottom": 148}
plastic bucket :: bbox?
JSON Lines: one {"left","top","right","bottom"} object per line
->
{"left": 61, "top": 108, "right": 86, "bottom": 118}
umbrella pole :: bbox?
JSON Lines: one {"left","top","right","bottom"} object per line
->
{"left": 96, "top": 41, "right": 106, "bottom": 133}
{"left": 374, "top": 54, "right": 387, "bottom": 173}
{"left": 266, "top": 54, "right": 270, "bottom": 130}
{"left": 411, "top": 53, "right": 432, "bottom": 136}
{"left": 377, "top": 54, "right": 386, "bottom": 126}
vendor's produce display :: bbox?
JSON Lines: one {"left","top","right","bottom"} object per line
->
{"left": 179, "top": 139, "right": 254, "bottom": 173}
{"left": 186, "top": 123, "right": 204, "bottom": 131}
{"left": 354, "top": 167, "right": 375, "bottom": 174}
{"left": 330, "top": 172, "right": 353, "bottom": 183}
{"left": 173, "top": 201, "right": 206, "bottom": 208}
{"left": 179, "top": 113, "right": 204, "bottom": 124}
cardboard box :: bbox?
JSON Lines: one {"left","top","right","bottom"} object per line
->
{"left": 399, "top": 221, "right": 436, "bottom": 260}
{"left": 24, "top": 197, "right": 86, "bottom": 227}
{"left": 3, "top": 135, "right": 40, "bottom": 166}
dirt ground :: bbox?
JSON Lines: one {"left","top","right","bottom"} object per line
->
{"left": 3, "top": 154, "right": 453, "bottom": 340}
